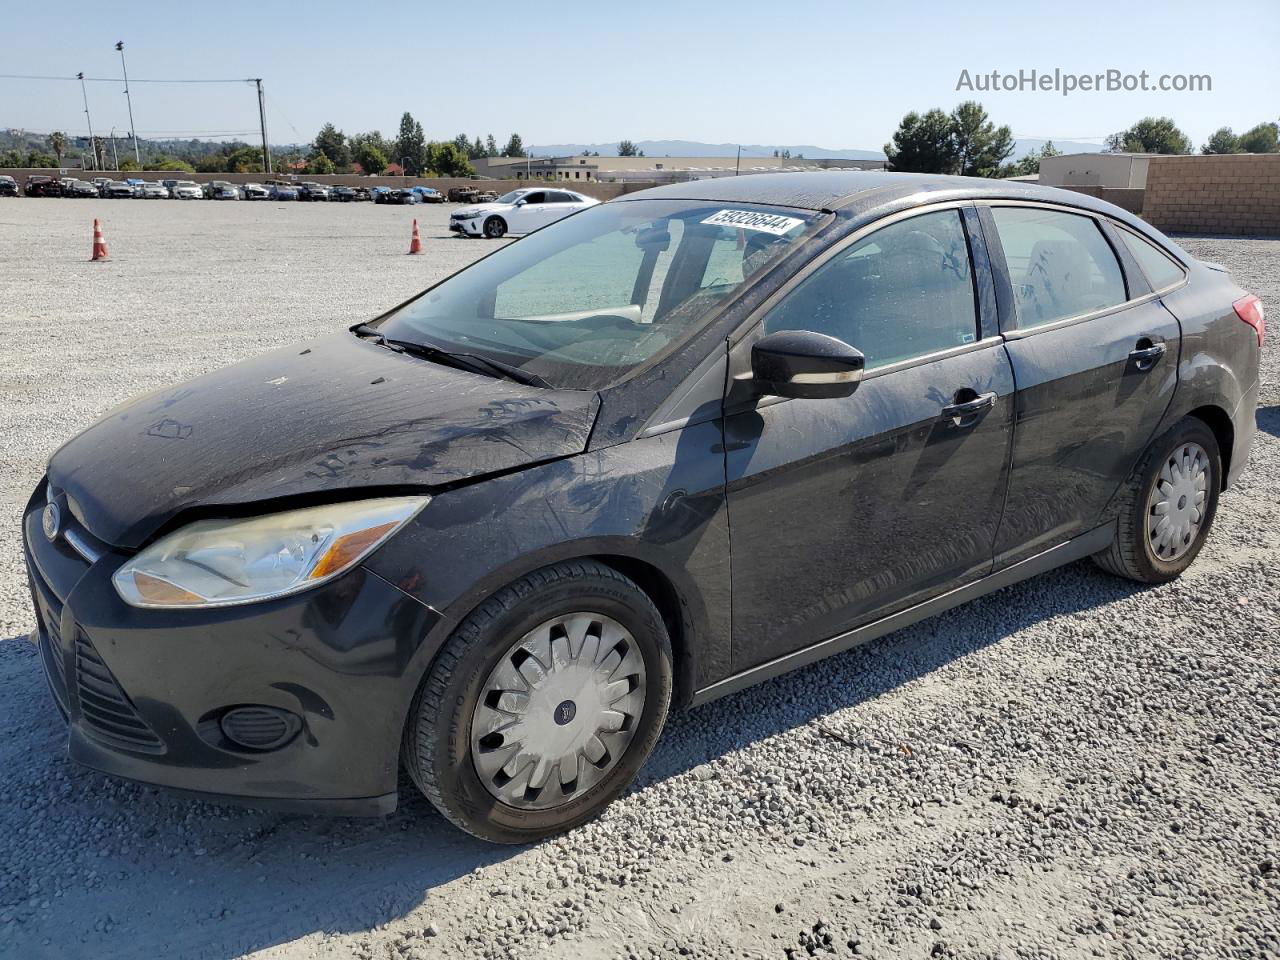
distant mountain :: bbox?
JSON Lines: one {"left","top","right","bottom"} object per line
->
{"left": 528, "top": 140, "right": 886, "bottom": 161}
{"left": 527, "top": 137, "right": 1108, "bottom": 162}
{"left": 1013, "top": 138, "right": 1105, "bottom": 157}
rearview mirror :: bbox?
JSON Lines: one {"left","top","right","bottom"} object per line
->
{"left": 750, "top": 330, "right": 864, "bottom": 400}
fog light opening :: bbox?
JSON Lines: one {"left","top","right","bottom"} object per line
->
{"left": 219, "top": 706, "right": 302, "bottom": 751}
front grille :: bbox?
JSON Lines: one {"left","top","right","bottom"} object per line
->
{"left": 74, "top": 633, "right": 165, "bottom": 754}
{"left": 38, "top": 623, "right": 70, "bottom": 719}
{"left": 28, "top": 565, "right": 70, "bottom": 720}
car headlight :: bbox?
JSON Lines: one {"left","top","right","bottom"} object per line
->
{"left": 112, "top": 496, "right": 428, "bottom": 609}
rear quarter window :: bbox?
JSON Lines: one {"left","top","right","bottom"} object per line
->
{"left": 1117, "top": 228, "right": 1186, "bottom": 291}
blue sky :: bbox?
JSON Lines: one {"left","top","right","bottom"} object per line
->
{"left": 3, "top": 0, "right": 1276, "bottom": 155}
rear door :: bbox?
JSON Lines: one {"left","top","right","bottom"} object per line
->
{"left": 724, "top": 205, "right": 1015, "bottom": 671}
{"left": 980, "top": 202, "right": 1182, "bottom": 565}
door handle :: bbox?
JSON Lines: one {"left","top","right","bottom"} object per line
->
{"left": 1129, "top": 339, "right": 1166, "bottom": 371}
{"left": 940, "top": 391, "right": 997, "bottom": 425}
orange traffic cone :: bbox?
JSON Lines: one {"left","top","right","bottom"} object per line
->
{"left": 407, "top": 219, "right": 422, "bottom": 255}
{"left": 91, "top": 219, "right": 109, "bottom": 261}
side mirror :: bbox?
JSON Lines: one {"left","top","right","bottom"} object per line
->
{"left": 515, "top": 198, "right": 527, "bottom": 206}
{"left": 750, "top": 330, "right": 865, "bottom": 400}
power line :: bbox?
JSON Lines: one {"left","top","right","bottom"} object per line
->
{"left": 0, "top": 73, "right": 254, "bottom": 84}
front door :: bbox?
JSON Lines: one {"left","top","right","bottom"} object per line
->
{"left": 724, "top": 207, "right": 1015, "bottom": 671}
{"left": 511, "top": 191, "right": 550, "bottom": 232}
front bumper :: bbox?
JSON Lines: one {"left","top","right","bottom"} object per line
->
{"left": 23, "top": 484, "right": 440, "bottom": 815}
{"left": 449, "top": 218, "right": 482, "bottom": 236}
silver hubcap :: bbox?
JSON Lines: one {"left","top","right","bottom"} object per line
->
{"left": 1147, "top": 441, "right": 1209, "bottom": 561}
{"left": 470, "top": 613, "right": 645, "bottom": 810}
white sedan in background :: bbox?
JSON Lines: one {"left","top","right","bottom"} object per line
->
{"left": 449, "top": 188, "right": 599, "bottom": 239}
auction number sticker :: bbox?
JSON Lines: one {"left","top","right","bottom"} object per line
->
{"left": 701, "top": 209, "right": 806, "bottom": 236}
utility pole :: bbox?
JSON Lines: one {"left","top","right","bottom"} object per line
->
{"left": 115, "top": 41, "right": 140, "bottom": 165}
{"left": 109, "top": 128, "right": 120, "bottom": 171}
{"left": 254, "top": 79, "right": 272, "bottom": 174}
{"left": 735, "top": 145, "right": 741, "bottom": 176}
{"left": 77, "top": 72, "right": 97, "bottom": 170}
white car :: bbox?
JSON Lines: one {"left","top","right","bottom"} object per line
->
{"left": 448, "top": 188, "right": 599, "bottom": 239}
{"left": 172, "top": 181, "right": 203, "bottom": 200}
{"left": 139, "top": 181, "right": 169, "bottom": 199}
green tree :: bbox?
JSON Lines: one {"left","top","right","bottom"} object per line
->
{"left": 24, "top": 151, "right": 55, "bottom": 167}
{"left": 485, "top": 133, "right": 498, "bottom": 157}
{"left": 396, "top": 112, "right": 429, "bottom": 176}
{"left": 502, "top": 133, "right": 526, "bottom": 158}
{"left": 618, "top": 139, "right": 638, "bottom": 157}
{"left": 354, "top": 141, "right": 388, "bottom": 175}
{"left": 313, "top": 123, "right": 350, "bottom": 170}
{"left": 426, "top": 141, "right": 475, "bottom": 177}
{"left": 1201, "top": 127, "right": 1240, "bottom": 154}
{"left": 1001, "top": 141, "right": 1061, "bottom": 177}
{"left": 1, "top": 149, "right": 22, "bottom": 167}
{"left": 1237, "top": 121, "right": 1279, "bottom": 153}
{"left": 149, "top": 155, "right": 196, "bottom": 172}
{"left": 48, "top": 131, "right": 67, "bottom": 165}
{"left": 1105, "top": 117, "right": 1192, "bottom": 154}
{"left": 951, "top": 101, "right": 1014, "bottom": 177}
{"left": 306, "top": 152, "right": 335, "bottom": 175}
{"left": 194, "top": 154, "right": 226, "bottom": 173}
{"left": 118, "top": 157, "right": 141, "bottom": 171}
{"left": 884, "top": 108, "right": 959, "bottom": 173}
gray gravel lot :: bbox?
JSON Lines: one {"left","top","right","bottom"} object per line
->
{"left": 0, "top": 199, "right": 1276, "bottom": 960}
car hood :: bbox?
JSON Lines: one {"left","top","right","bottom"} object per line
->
{"left": 48, "top": 333, "right": 599, "bottom": 548}
{"left": 456, "top": 202, "right": 509, "bottom": 217}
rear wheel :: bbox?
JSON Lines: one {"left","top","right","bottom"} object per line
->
{"left": 483, "top": 216, "right": 507, "bottom": 239}
{"left": 403, "top": 560, "right": 673, "bottom": 843}
{"left": 1094, "top": 416, "right": 1221, "bottom": 583}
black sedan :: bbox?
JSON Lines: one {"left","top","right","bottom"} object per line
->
{"left": 297, "top": 182, "right": 330, "bottom": 201}
{"left": 24, "top": 176, "right": 63, "bottom": 197}
{"left": 23, "top": 173, "right": 1262, "bottom": 843}
{"left": 0, "top": 175, "right": 17, "bottom": 197}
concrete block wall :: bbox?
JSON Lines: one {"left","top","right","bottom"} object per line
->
{"left": 1142, "top": 154, "right": 1280, "bottom": 236}
{"left": 1056, "top": 185, "right": 1146, "bottom": 215}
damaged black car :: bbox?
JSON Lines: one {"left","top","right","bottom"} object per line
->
{"left": 24, "top": 173, "right": 1261, "bottom": 842}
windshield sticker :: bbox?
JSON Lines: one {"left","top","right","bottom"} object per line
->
{"left": 701, "top": 209, "right": 806, "bottom": 236}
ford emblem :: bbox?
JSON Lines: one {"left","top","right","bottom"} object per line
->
{"left": 42, "top": 502, "right": 61, "bottom": 542}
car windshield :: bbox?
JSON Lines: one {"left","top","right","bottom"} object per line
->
{"left": 376, "top": 199, "right": 825, "bottom": 390}
{"left": 493, "top": 189, "right": 529, "bottom": 204}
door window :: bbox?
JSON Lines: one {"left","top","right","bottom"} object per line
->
{"left": 521, "top": 191, "right": 546, "bottom": 204}
{"left": 1116, "top": 228, "right": 1186, "bottom": 291}
{"left": 762, "top": 209, "right": 979, "bottom": 369}
{"left": 990, "top": 207, "right": 1128, "bottom": 328}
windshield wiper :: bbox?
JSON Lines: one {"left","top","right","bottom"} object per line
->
{"left": 351, "top": 324, "right": 552, "bottom": 388}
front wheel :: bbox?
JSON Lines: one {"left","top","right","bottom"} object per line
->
{"left": 1094, "top": 416, "right": 1221, "bottom": 584}
{"left": 403, "top": 560, "right": 673, "bottom": 844}
{"left": 483, "top": 216, "right": 507, "bottom": 239}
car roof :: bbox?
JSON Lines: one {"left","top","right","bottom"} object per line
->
{"left": 615, "top": 171, "right": 1149, "bottom": 229}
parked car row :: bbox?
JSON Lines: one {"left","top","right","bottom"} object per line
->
{"left": 3, "top": 178, "right": 577, "bottom": 232}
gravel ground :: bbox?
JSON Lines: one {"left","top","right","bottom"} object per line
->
{"left": 0, "top": 200, "right": 1276, "bottom": 960}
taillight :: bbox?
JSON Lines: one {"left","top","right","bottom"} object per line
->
{"left": 1233, "top": 295, "right": 1265, "bottom": 347}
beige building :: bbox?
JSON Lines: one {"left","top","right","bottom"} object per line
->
{"left": 1038, "top": 152, "right": 1154, "bottom": 189}
{"left": 472, "top": 154, "right": 884, "bottom": 183}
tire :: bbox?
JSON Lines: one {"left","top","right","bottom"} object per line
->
{"left": 483, "top": 216, "right": 507, "bottom": 239}
{"left": 1093, "top": 416, "right": 1221, "bottom": 584}
{"left": 403, "top": 560, "right": 673, "bottom": 844}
